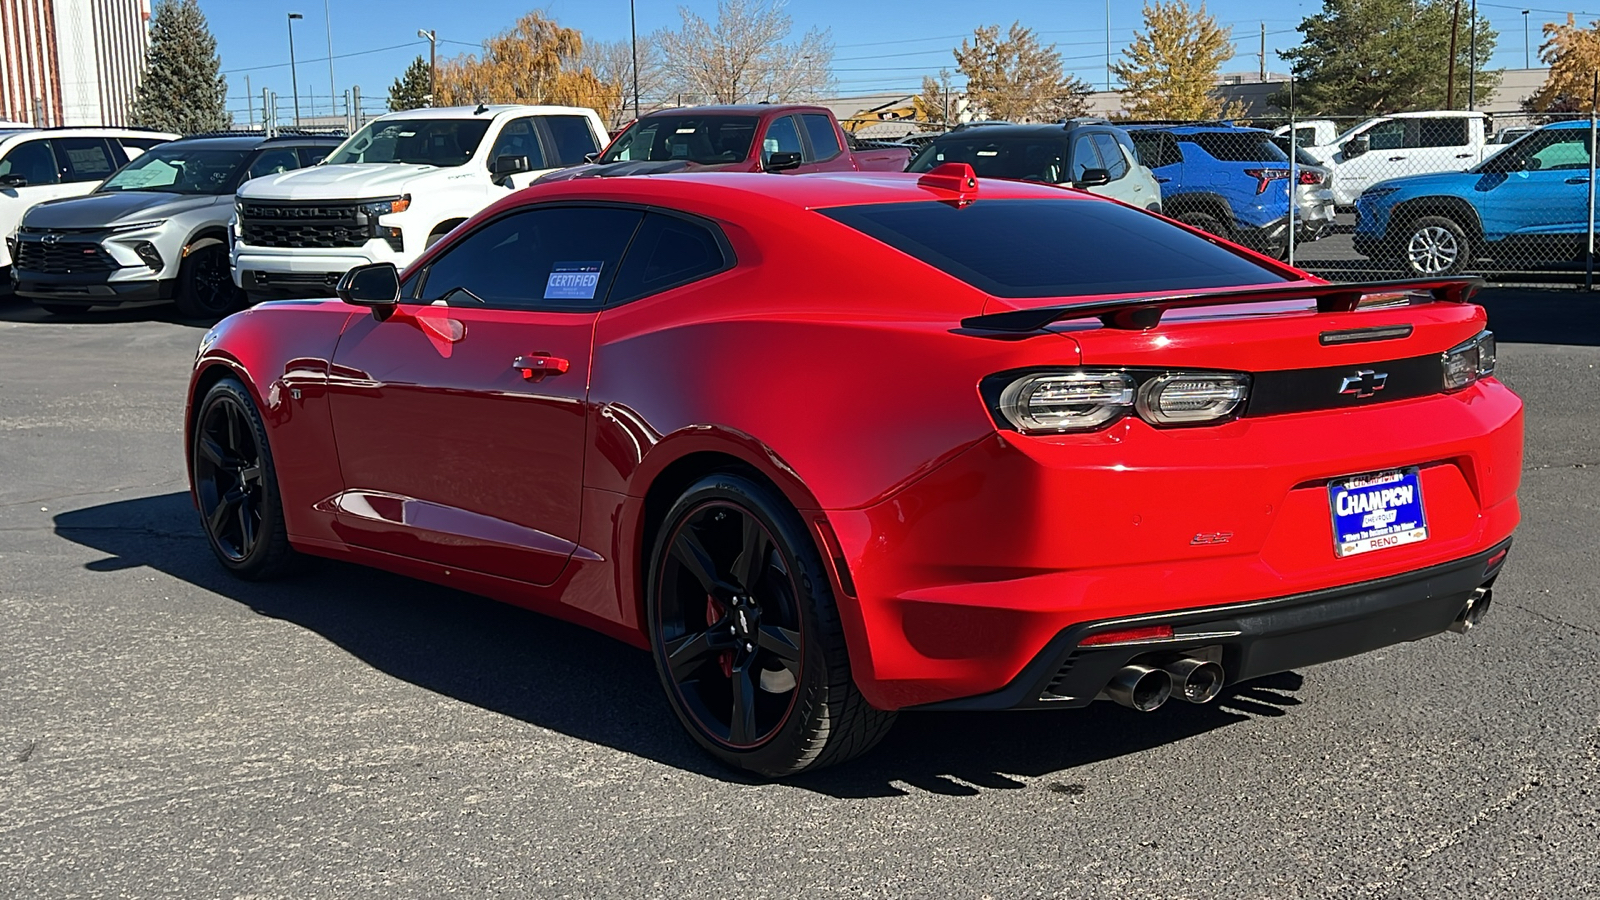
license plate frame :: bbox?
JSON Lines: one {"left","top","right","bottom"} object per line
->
{"left": 1328, "top": 467, "right": 1428, "bottom": 558}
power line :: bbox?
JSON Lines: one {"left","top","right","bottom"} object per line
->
{"left": 222, "top": 39, "right": 424, "bottom": 74}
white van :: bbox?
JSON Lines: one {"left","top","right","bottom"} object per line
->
{"left": 1301, "top": 111, "right": 1491, "bottom": 206}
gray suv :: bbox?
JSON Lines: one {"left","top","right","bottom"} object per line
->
{"left": 9, "top": 132, "right": 341, "bottom": 317}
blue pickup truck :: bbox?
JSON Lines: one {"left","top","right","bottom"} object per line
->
{"left": 1353, "top": 120, "right": 1596, "bottom": 275}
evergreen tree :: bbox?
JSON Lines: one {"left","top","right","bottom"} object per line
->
{"left": 129, "top": 0, "right": 230, "bottom": 133}
{"left": 1277, "top": 0, "right": 1498, "bottom": 116}
{"left": 1113, "top": 1, "right": 1238, "bottom": 120}
{"left": 388, "top": 55, "right": 433, "bottom": 111}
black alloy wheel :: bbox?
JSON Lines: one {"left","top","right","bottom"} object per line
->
{"left": 175, "top": 244, "right": 242, "bottom": 318}
{"left": 191, "top": 378, "right": 297, "bottom": 579}
{"left": 647, "top": 472, "right": 894, "bottom": 777}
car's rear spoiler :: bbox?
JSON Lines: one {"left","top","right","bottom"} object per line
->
{"left": 959, "top": 277, "right": 1486, "bottom": 333}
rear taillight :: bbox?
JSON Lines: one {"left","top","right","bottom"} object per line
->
{"left": 1442, "top": 330, "right": 1496, "bottom": 391}
{"left": 991, "top": 369, "right": 1251, "bottom": 433}
{"left": 1297, "top": 169, "right": 1323, "bottom": 185}
{"left": 1244, "top": 167, "right": 1291, "bottom": 194}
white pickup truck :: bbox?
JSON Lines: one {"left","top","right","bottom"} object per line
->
{"left": 230, "top": 104, "right": 608, "bottom": 300}
{"left": 1299, "top": 111, "right": 1491, "bottom": 206}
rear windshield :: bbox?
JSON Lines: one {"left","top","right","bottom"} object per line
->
{"left": 818, "top": 198, "right": 1285, "bottom": 298}
{"left": 1184, "top": 132, "right": 1287, "bottom": 163}
{"left": 907, "top": 137, "right": 1069, "bottom": 183}
{"left": 599, "top": 115, "right": 759, "bottom": 165}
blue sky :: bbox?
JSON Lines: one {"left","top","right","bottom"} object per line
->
{"left": 200, "top": 0, "right": 1574, "bottom": 122}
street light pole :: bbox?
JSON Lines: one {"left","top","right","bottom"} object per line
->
{"left": 1524, "top": 10, "right": 1531, "bottom": 69}
{"left": 630, "top": 0, "right": 640, "bottom": 118}
{"left": 1468, "top": 0, "right": 1478, "bottom": 111}
{"left": 1105, "top": 0, "right": 1111, "bottom": 91}
{"left": 417, "top": 30, "right": 436, "bottom": 107}
{"left": 324, "top": 0, "right": 336, "bottom": 118}
{"left": 287, "top": 12, "right": 303, "bottom": 126}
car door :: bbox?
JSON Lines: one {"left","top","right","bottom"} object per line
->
{"left": 326, "top": 204, "right": 646, "bottom": 585}
{"left": 798, "top": 113, "right": 854, "bottom": 173}
{"left": 1130, "top": 131, "right": 1183, "bottom": 195}
{"left": 1333, "top": 119, "right": 1403, "bottom": 205}
{"left": 1472, "top": 128, "right": 1593, "bottom": 243}
{"left": 758, "top": 115, "right": 806, "bottom": 173}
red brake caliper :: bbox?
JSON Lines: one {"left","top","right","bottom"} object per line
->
{"left": 707, "top": 594, "right": 733, "bottom": 678}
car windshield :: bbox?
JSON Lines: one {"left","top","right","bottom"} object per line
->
{"left": 1476, "top": 127, "right": 1593, "bottom": 174}
{"left": 96, "top": 146, "right": 251, "bottom": 195}
{"left": 598, "top": 115, "right": 759, "bottom": 165}
{"left": 907, "top": 137, "right": 1070, "bottom": 183}
{"left": 325, "top": 118, "right": 491, "bottom": 167}
{"left": 820, "top": 198, "right": 1286, "bottom": 299}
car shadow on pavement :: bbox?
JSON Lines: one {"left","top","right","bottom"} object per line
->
{"left": 54, "top": 491, "right": 1303, "bottom": 798}
{"left": 0, "top": 295, "right": 215, "bottom": 327}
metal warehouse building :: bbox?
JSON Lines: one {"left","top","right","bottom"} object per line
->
{"left": 1, "top": 0, "right": 150, "bottom": 127}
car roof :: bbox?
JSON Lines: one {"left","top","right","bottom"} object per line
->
{"left": 0, "top": 126, "right": 178, "bottom": 146}
{"left": 1541, "top": 120, "right": 1589, "bottom": 130}
{"left": 641, "top": 105, "right": 830, "bottom": 117}
{"left": 160, "top": 133, "right": 343, "bottom": 150}
{"left": 932, "top": 123, "right": 1119, "bottom": 141}
{"left": 1122, "top": 123, "right": 1271, "bottom": 135}
{"left": 373, "top": 104, "right": 595, "bottom": 121}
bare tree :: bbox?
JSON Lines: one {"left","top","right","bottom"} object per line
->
{"left": 955, "top": 22, "right": 1090, "bottom": 122}
{"left": 589, "top": 38, "right": 664, "bottom": 126}
{"left": 655, "top": 0, "right": 835, "bottom": 105}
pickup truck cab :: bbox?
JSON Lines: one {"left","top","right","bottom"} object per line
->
{"left": 536, "top": 105, "right": 910, "bottom": 182}
{"left": 1303, "top": 111, "right": 1490, "bottom": 206}
{"left": 1272, "top": 119, "right": 1338, "bottom": 150}
{"left": 231, "top": 104, "right": 607, "bottom": 300}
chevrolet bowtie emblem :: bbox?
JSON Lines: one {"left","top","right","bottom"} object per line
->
{"left": 41, "top": 233, "right": 62, "bottom": 244}
{"left": 1339, "top": 369, "right": 1388, "bottom": 399}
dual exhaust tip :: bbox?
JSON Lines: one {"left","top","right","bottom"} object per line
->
{"left": 1448, "top": 587, "right": 1493, "bottom": 634}
{"left": 1102, "top": 656, "right": 1224, "bottom": 712}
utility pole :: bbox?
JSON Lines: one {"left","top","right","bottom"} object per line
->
{"left": 1524, "top": 9, "right": 1531, "bottom": 69}
{"left": 1105, "top": 0, "right": 1112, "bottom": 91}
{"left": 287, "top": 12, "right": 304, "bottom": 126}
{"left": 629, "top": 0, "right": 640, "bottom": 117}
{"left": 352, "top": 85, "right": 361, "bottom": 129}
{"left": 324, "top": 0, "right": 336, "bottom": 118}
{"left": 1468, "top": 0, "right": 1478, "bottom": 110}
{"left": 245, "top": 74, "right": 254, "bottom": 129}
{"left": 417, "top": 30, "right": 437, "bottom": 107}
{"left": 1259, "top": 22, "right": 1266, "bottom": 82}
{"left": 1447, "top": 0, "right": 1460, "bottom": 109}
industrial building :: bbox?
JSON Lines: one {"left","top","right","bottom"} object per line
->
{"left": 1, "top": 0, "right": 150, "bottom": 127}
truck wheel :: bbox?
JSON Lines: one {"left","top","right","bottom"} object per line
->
{"left": 1401, "top": 216, "right": 1470, "bottom": 276}
{"left": 174, "top": 244, "right": 243, "bottom": 318}
{"left": 646, "top": 472, "right": 895, "bottom": 778}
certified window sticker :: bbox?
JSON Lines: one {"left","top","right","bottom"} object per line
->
{"left": 544, "top": 262, "right": 604, "bottom": 301}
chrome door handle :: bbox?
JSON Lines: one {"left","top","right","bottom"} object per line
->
{"left": 1567, "top": 177, "right": 1591, "bottom": 184}
{"left": 513, "top": 355, "right": 570, "bottom": 379}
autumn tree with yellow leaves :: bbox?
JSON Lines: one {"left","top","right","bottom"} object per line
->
{"left": 434, "top": 11, "right": 618, "bottom": 113}
{"left": 953, "top": 22, "right": 1091, "bottom": 122}
{"left": 1528, "top": 14, "right": 1600, "bottom": 113}
{"left": 1113, "top": 0, "right": 1237, "bottom": 120}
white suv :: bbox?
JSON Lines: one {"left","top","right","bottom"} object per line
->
{"left": 231, "top": 104, "right": 608, "bottom": 300}
{"left": 1, "top": 126, "right": 176, "bottom": 287}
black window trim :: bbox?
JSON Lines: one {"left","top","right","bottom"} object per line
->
{"left": 410, "top": 200, "right": 737, "bottom": 312}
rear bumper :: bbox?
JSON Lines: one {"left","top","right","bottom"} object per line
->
{"left": 916, "top": 538, "right": 1510, "bottom": 710}
{"left": 13, "top": 270, "right": 175, "bottom": 306}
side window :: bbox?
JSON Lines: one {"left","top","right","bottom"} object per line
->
{"left": 800, "top": 114, "right": 843, "bottom": 161}
{"left": 1528, "top": 132, "right": 1592, "bottom": 171}
{"left": 1366, "top": 121, "right": 1405, "bottom": 151}
{"left": 297, "top": 146, "right": 331, "bottom": 166}
{"left": 1413, "top": 118, "right": 1469, "bottom": 148}
{"left": 761, "top": 116, "right": 803, "bottom": 161}
{"left": 1160, "top": 134, "right": 1183, "bottom": 168}
{"left": 0, "top": 139, "right": 60, "bottom": 186}
{"left": 1091, "top": 133, "right": 1129, "bottom": 179}
{"left": 246, "top": 148, "right": 300, "bottom": 180}
{"left": 56, "top": 138, "right": 118, "bottom": 182}
{"left": 541, "top": 115, "right": 601, "bottom": 166}
{"left": 610, "top": 213, "right": 731, "bottom": 305}
{"left": 419, "top": 206, "right": 644, "bottom": 310}
{"left": 487, "top": 118, "right": 547, "bottom": 171}
{"left": 1070, "top": 134, "right": 1102, "bottom": 181}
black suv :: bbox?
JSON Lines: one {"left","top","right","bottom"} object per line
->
{"left": 905, "top": 119, "right": 1162, "bottom": 211}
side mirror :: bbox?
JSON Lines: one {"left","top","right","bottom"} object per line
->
{"left": 583, "top": 151, "right": 599, "bottom": 163}
{"left": 491, "top": 154, "right": 530, "bottom": 177}
{"left": 0, "top": 173, "right": 27, "bottom": 188}
{"left": 336, "top": 262, "right": 401, "bottom": 315}
{"left": 764, "top": 151, "right": 803, "bottom": 173}
{"left": 1342, "top": 137, "right": 1369, "bottom": 159}
{"left": 1075, "top": 168, "right": 1112, "bottom": 188}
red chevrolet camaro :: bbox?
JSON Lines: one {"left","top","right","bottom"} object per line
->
{"left": 186, "top": 166, "right": 1522, "bottom": 776}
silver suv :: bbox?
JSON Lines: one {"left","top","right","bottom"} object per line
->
{"left": 10, "top": 132, "right": 341, "bottom": 317}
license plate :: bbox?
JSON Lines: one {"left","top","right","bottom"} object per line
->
{"left": 1328, "top": 468, "right": 1427, "bottom": 557}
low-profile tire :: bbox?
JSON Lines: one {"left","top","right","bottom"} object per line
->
{"left": 1399, "top": 215, "right": 1471, "bottom": 276}
{"left": 173, "top": 243, "right": 243, "bottom": 318}
{"left": 191, "top": 377, "right": 300, "bottom": 580}
{"left": 646, "top": 472, "right": 895, "bottom": 777}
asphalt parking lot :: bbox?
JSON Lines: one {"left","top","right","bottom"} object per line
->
{"left": 1, "top": 290, "right": 1597, "bottom": 899}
